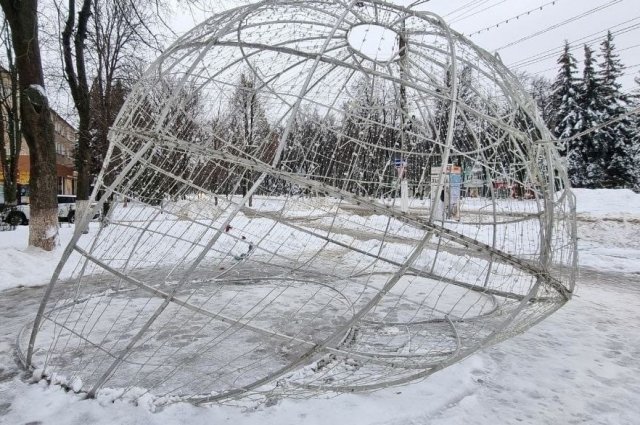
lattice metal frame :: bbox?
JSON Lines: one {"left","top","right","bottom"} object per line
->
{"left": 19, "top": 0, "right": 577, "bottom": 406}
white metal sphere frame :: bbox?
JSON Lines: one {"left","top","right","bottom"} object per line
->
{"left": 19, "top": 0, "right": 577, "bottom": 406}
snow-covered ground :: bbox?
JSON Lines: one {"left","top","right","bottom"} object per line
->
{"left": 0, "top": 189, "right": 639, "bottom": 424}
{"left": 573, "top": 189, "right": 640, "bottom": 274}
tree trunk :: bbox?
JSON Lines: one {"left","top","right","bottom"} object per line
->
{"left": 62, "top": 0, "right": 92, "bottom": 202}
{"left": 0, "top": 26, "right": 21, "bottom": 206}
{"left": 4, "top": 70, "right": 21, "bottom": 206}
{"left": 0, "top": 113, "right": 19, "bottom": 205}
{"left": 75, "top": 119, "right": 92, "bottom": 221}
{"left": 1, "top": 0, "right": 58, "bottom": 251}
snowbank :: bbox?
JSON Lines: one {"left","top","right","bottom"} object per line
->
{"left": 574, "top": 188, "right": 640, "bottom": 221}
{"left": 0, "top": 225, "right": 74, "bottom": 291}
{"left": 573, "top": 189, "right": 640, "bottom": 273}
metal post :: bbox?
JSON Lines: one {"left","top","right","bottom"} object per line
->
{"left": 399, "top": 17, "right": 409, "bottom": 213}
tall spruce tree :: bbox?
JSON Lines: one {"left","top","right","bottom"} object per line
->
{"left": 632, "top": 73, "right": 640, "bottom": 191}
{"left": 572, "top": 45, "right": 602, "bottom": 187}
{"left": 550, "top": 41, "right": 581, "bottom": 153}
{"left": 597, "top": 31, "right": 635, "bottom": 188}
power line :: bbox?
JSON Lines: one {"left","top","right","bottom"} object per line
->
{"left": 510, "top": 20, "right": 640, "bottom": 69}
{"left": 496, "top": 0, "right": 622, "bottom": 51}
{"left": 448, "top": 0, "right": 494, "bottom": 23}
{"left": 529, "top": 59, "right": 640, "bottom": 79}
{"left": 450, "top": 0, "right": 509, "bottom": 24}
{"left": 510, "top": 17, "right": 640, "bottom": 68}
{"left": 444, "top": 0, "right": 487, "bottom": 18}
{"left": 617, "top": 62, "right": 640, "bottom": 79}
{"left": 467, "top": 0, "right": 563, "bottom": 37}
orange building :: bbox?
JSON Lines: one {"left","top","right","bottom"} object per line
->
{"left": 1, "top": 67, "right": 77, "bottom": 203}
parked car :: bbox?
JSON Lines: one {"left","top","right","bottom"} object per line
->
{"left": 57, "top": 195, "right": 77, "bottom": 223}
{"left": 1, "top": 204, "right": 28, "bottom": 226}
{"left": 2, "top": 195, "right": 101, "bottom": 226}
{"left": 0, "top": 205, "right": 21, "bottom": 227}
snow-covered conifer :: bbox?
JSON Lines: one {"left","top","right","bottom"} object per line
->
{"left": 549, "top": 41, "right": 581, "bottom": 151}
{"left": 597, "top": 31, "right": 635, "bottom": 188}
{"left": 631, "top": 73, "right": 640, "bottom": 191}
{"left": 571, "top": 45, "right": 601, "bottom": 187}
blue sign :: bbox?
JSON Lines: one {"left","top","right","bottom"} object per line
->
{"left": 394, "top": 159, "right": 408, "bottom": 168}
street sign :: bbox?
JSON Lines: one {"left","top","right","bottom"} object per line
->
{"left": 394, "top": 159, "right": 407, "bottom": 169}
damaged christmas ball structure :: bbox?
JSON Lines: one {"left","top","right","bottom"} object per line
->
{"left": 20, "top": 0, "right": 577, "bottom": 405}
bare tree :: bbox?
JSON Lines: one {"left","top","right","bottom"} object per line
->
{"left": 0, "top": 19, "right": 22, "bottom": 206}
{"left": 0, "top": 0, "right": 58, "bottom": 250}
{"left": 88, "top": 0, "right": 154, "bottom": 178}
{"left": 59, "top": 0, "right": 165, "bottom": 213}
{"left": 227, "top": 72, "right": 271, "bottom": 206}
{"left": 61, "top": 0, "right": 91, "bottom": 210}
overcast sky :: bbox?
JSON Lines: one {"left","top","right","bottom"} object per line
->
{"left": 167, "top": 0, "right": 640, "bottom": 90}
